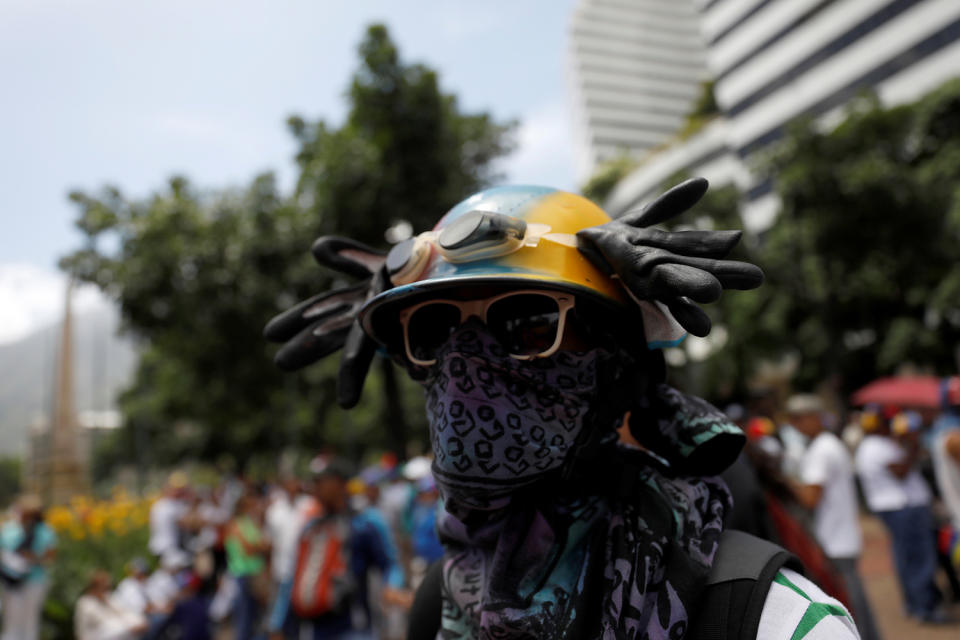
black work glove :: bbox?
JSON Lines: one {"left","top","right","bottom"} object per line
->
{"left": 264, "top": 237, "right": 387, "bottom": 408}
{"left": 576, "top": 178, "right": 763, "bottom": 336}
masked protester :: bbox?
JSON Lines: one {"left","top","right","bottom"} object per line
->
{"left": 266, "top": 180, "right": 862, "bottom": 639}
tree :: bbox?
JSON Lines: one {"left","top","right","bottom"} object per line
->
{"left": 581, "top": 154, "right": 637, "bottom": 205}
{"left": 61, "top": 25, "right": 515, "bottom": 469}
{"left": 0, "top": 457, "right": 22, "bottom": 507}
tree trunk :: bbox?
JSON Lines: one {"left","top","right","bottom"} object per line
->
{"left": 380, "top": 358, "right": 409, "bottom": 460}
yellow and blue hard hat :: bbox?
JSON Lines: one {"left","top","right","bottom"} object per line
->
{"left": 359, "top": 185, "right": 630, "bottom": 344}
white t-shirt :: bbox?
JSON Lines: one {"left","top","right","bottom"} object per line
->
{"left": 75, "top": 594, "right": 145, "bottom": 640}
{"left": 854, "top": 435, "right": 931, "bottom": 512}
{"left": 148, "top": 497, "right": 186, "bottom": 556}
{"left": 265, "top": 493, "right": 316, "bottom": 582}
{"left": 112, "top": 577, "right": 150, "bottom": 615}
{"left": 145, "top": 569, "right": 180, "bottom": 610}
{"left": 800, "top": 432, "right": 862, "bottom": 558}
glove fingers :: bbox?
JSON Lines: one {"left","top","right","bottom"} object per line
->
{"left": 312, "top": 236, "right": 386, "bottom": 279}
{"left": 632, "top": 228, "right": 742, "bottom": 259}
{"left": 273, "top": 315, "right": 354, "bottom": 371}
{"left": 620, "top": 177, "right": 709, "bottom": 228}
{"left": 263, "top": 283, "right": 367, "bottom": 342}
{"left": 710, "top": 261, "right": 765, "bottom": 290}
{"left": 665, "top": 297, "right": 712, "bottom": 337}
{"left": 337, "top": 322, "right": 378, "bottom": 409}
{"left": 628, "top": 250, "right": 761, "bottom": 287}
{"left": 646, "top": 264, "right": 722, "bottom": 303}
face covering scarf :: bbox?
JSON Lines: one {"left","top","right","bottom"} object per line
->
{"left": 415, "top": 325, "right": 739, "bottom": 639}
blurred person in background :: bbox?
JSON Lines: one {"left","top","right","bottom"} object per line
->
{"left": 285, "top": 459, "right": 411, "bottom": 639}
{"left": 225, "top": 491, "right": 271, "bottom": 640}
{"left": 146, "top": 549, "right": 190, "bottom": 618}
{"left": 75, "top": 569, "right": 147, "bottom": 640}
{"left": 718, "top": 413, "right": 777, "bottom": 540}
{"left": 151, "top": 571, "right": 213, "bottom": 640}
{"left": 113, "top": 557, "right": 153, "bottom": 618}
{"left": 407, "top": 475, "right": 443, "bottom": 589}
{"left": 149, "top": 472, "right": 190, "bottom": 559}
{"left": 265, "top": 475, "right": 316, "bottom": 639}
{"left": 786, "top": 394, "right": 881, "bottom": 640}
{"left": 932, "top": 381, "right": 960, "bottom": 547}
{"left": 350, "top": 471, "right": 406, "bottom": 639}
{"left": 855, "top": 406, "right": 946, "bottom": 623}
{"left": 0, "top": 494, "right": 57, "bottom": 640}
{"left": 113, "top": 556, "right": 168, "bottom": 638}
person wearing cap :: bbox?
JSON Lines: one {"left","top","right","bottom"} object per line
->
{"left": 113, "top": 557, "right": 154, "bottom": 617}
{"left": 0, "top": 494, "right": 57, "bottom": 640}
{"left": 855, "top": 407, "right": 945, "bottom": 623}
{"left": 267, "top": 180, "right": 860, "bottom": 639}
{"left": 785, "top": 394, "right": 880, "bottom": 640}
{"left": 149, "top": 471, "right": 190, "bottom": 559}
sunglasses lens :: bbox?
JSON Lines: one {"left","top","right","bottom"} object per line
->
{"left": 487, "top": 294, "right": 562, "bottom": 357}
{"left": 406, "top": 303, "right": 462, "bottom": 363}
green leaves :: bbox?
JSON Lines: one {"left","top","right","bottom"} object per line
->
{"left": 682, "top": 79, "right": 960, "bottom": 400}
{"left": 60, "top": 25, "right": 514, "bottom": 471}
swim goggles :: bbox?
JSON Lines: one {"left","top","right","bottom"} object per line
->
{"left": 385, "top": 210, "right": 572, "bottom": 286}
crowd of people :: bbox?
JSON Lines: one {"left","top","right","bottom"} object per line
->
{"left": 720, "top": 387, "right": 960, "bottom": 639}
{"left": 1, "top": 390, "right": 959, "bottom": 640}
{"left": 0, "top": 454, "right": 443, "bottom": 640}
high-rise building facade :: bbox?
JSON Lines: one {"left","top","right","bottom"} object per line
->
{"left": 569, "top": 0, "right": 710, "bottom": 182}
{"left": 593, "top": 0, "right": 960, "bottom": 225}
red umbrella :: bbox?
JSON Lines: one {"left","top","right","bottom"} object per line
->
{"left": 850, "top": 376, "right": 960, "bottom": 408}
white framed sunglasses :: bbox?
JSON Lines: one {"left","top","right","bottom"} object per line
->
{"left": 398, "top": 289, "right": 575, "bottom": 366}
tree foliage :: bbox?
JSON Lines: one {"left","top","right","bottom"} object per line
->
{"left": 677, "top": 79, "right": 960, "bottom": 401}
{"left": 60, "top": 25, "right": 515, "bottom": 470}
{"left": 581, "top": 153, "right": 637, "bottom": 206}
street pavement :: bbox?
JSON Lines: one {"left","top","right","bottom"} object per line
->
{"left": 859, "top": 514, "right": 960, "bottom": 638}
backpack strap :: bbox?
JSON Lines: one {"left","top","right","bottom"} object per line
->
{"left": 407, "top": 559, "right": 443, "bottom": 640}
{"left": 688, "top": 529, "right": 803, "bottom": 640}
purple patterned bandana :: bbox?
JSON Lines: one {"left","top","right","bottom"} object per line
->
{"left": 417, "top": 324, "right": 739, "bottom": 639}
{"left": 421, "top": 325, "right": 601, "bottom": 512}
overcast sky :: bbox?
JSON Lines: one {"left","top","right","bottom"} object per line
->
{"left": 0, "top": 0, "right": 579, "bottom": 344}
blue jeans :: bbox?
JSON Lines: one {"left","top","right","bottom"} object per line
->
{"left": 877, "top": 505, "right": 941, "bottom": 617}
{"left": 233, "top": 575, "right": 265, "bottom": 640}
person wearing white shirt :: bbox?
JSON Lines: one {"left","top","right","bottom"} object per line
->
{"left": 264, "top": 476, "right": 317, "bottom": 636}
{"left": 786, "top": 394, "right": 881, "bottom": 640}
{"left": 146, "top": 550, "right": 188, "bottom": 613}
{"left": 75, "top": 570, "right": 146, "bottom": 640}
{"left": 854, "top": 410, "right": 943, "bottom": 623}
{"left": 148, "top": 472, "right": 190, "bottom": 558}
{"left": 112, "top": 558, "right": 152, "bottom": 616}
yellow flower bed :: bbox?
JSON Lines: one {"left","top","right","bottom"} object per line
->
{"left": 43, "top": 488, "right": 156, "bottom": 636}
{"left": 45, "top": 488, "right": 155, "bottom": 541}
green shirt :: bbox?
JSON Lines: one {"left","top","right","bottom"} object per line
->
{"left": 225, "top": 516, "right": 265, "bottom": 577}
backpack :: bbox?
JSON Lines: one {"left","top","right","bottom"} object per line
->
{"left": 0, "top": 550, "right": 29, "bottom": 586}
{"left": 406, "top": 529, "right": 802, "bottom": 640}
{"left": 290, "top": 515, "right": 355, "bottom": 619}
